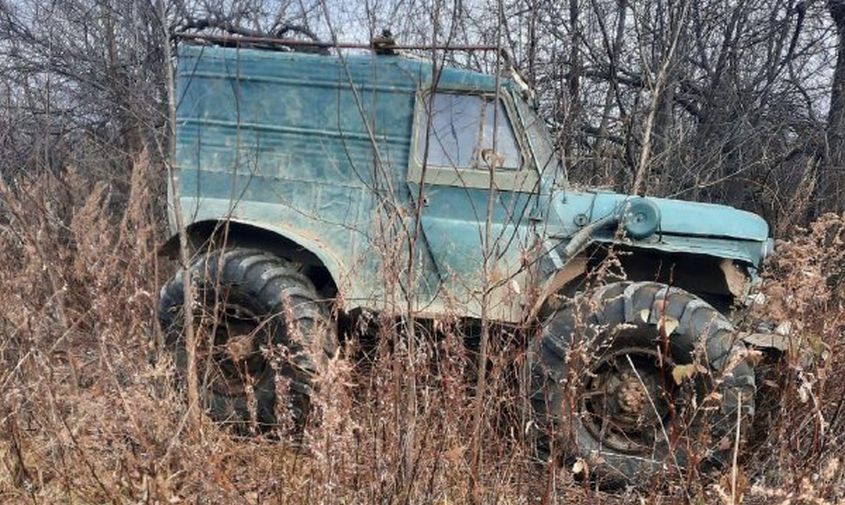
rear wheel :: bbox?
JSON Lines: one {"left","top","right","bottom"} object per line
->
{"left": 528, "top": 281, "right": 756, "bottom": 486}
{"left": 158, "top": 248, "right": 336, "bottom": 432}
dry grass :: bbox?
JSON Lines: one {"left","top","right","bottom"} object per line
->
{"left": 0, "top": 162, "right": 843, "bottom": 504}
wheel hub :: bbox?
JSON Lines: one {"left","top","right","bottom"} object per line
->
{"left": 196, "top": 302, "right": 271, "bottom": 397}
{"left": 616, "top": 375, "right": 646, "bottom": 416}
{"left": 581, "top": 347, "right": 675, "bottom": 454}
{"left": 225, "top": 333, "right": 256, "bottom": 363}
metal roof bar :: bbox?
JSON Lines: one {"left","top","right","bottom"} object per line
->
{"left": 175, "top": 33, "right": 511, "bottom": 61}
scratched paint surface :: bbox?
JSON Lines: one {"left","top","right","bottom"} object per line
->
{"left": 172, "top": 43, "right": 770, "bottom": 321}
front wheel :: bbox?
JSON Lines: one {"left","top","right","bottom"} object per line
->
{"left": 528, "top": 281, "right": 756, "bottom": 486}
{"left": 158, "top": 248, "right": 336, "bottom": 432}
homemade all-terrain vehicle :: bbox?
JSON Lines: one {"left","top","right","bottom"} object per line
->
{"left": 159, "top": 34, "right": 776, "bottom": 485}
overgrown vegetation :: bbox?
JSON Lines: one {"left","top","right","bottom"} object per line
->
{"left": 0, "top": 159, "right": 842, "bottom": 504}
{"left": 2, "top": 1, "right": 845, "bottom": 503}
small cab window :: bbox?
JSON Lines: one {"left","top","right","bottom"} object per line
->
{"left": 417, "top": 93, "right": 522, "bottom": 170}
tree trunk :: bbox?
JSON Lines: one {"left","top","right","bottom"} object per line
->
{"left": 631, "top": 0, "right": 689, "bottom": 196}
{"left": 564, "top": 0, "right": 581, "bottom": 164}
{"left": 826, "top": 0, "right": 845, "bottom": 212}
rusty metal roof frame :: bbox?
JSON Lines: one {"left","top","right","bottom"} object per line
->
{"left": 175, "top": 33, "right": 513, "bottom": 62}
{"left": 174, "top": 33, "right": 535, "bottom": 99}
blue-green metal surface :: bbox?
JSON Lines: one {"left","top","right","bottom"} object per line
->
{"left": 172, "top": 43, "right": 771, "bottom": 321}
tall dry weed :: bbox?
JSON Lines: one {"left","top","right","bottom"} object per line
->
{"left": 743, "top": 213, "right": 845, "bottom": 504}
{"left": 0, "top": 160, "right": 843, "bottom": 504}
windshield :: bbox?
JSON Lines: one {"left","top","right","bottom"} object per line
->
{"left": 514, "top": 95, "right": 565, "bottom": 185}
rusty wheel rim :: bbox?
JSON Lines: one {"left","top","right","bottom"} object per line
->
{"left": 581, "top": 347, "right": 675, "bottom": 454}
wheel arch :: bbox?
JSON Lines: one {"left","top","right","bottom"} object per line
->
{"left": 158, "top": 219, "right": 345, "bottom": 299}
{"left": 610, "top": 244, "right": 751, "bottom": 308}
{"left": 536, "top": 244, "right": 752, "bottom": 317}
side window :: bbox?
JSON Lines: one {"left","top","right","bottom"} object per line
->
{"left": 417, "top": 93, "right": 522, "bottom": 170}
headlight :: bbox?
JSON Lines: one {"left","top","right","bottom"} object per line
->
{"left": 622, "top": 197, "right": 661, "bottom": 240}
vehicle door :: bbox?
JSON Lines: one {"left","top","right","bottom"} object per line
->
{"left": 406, "top": 88, "right": 540, "bottom": 320}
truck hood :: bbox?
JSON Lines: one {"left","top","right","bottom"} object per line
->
{"left": 555, "top": 191, "right": 770, "bottom": 242}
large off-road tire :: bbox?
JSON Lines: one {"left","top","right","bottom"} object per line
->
{"left": 159, "top": 248, "right": 336, "bottom": 431}
{"left": 528, "top": 281, "right": 756, "bottom": 486}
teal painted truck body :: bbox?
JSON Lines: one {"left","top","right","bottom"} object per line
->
{"left": 172, "top": 43, "right": 771, "bottom": 321}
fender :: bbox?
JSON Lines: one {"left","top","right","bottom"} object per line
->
{"left": 528, "top": 196, "right": 765, "bottom": 319}
{"left": 529, "top": 242, "right": 754, "bottom": 320}
{"left": 158, "top": 218, "right": 348, "bottom": 300}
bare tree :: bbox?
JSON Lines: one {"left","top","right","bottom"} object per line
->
{"left": 827, "top": 0, "right": 845, "bottom": 212}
